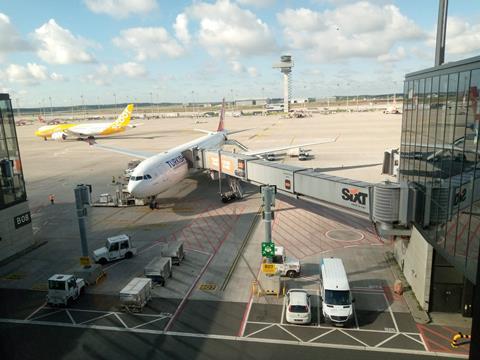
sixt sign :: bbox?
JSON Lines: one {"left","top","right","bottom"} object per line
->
{"left": 341, "top": 187, "right": 368, "bottom": 207}
{"left": 166, "top": 155, "right": 186, "bottom": 168}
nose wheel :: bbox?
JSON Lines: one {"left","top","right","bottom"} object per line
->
{"left": 148, "top": 196, "right": 158, "bottom": 209}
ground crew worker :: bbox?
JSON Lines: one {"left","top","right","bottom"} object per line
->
{"left": 48, "top": 194, "right": 55, "bottom": 204}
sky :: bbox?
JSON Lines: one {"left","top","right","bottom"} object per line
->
{"left": 0, "top": 0, "right": 480, "bottom": 108}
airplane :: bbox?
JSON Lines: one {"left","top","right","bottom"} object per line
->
{"left": 90, "top": 99, "right": 338, "bottom": 203}
{"left": 34, "top": 104, "right": 135, "bottom": 141}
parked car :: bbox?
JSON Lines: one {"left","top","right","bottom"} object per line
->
{"left": 286, "top": 289, "right": 311, "bottom": 324}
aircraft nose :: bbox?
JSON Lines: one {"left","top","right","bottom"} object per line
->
{"left": 127, "top": 180, "right": 140, "bottom": 197}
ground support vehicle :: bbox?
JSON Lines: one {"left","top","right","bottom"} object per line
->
{"left": 93, "top": 234, "right": 137, "bottom": 264}
{"left": 119, "top": 277, "right": 152, "bottom": 312}
{"left": 161, "top": 241, "right": 185, "bottom": 265}
{"left": 46, "top": 274, "right": 85, "bottom": 306}
{"left": 144, "top": 256, "right": 172, "bottom": 286}
{"left": 271, "top": 246, "right": 301, "bottom": 278}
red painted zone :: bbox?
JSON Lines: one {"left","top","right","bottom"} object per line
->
{"left": 271, "top": 199, "right": 383, "bottom": 259}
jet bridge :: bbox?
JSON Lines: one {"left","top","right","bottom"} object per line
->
{"left": 188, "top": 149, "right": 421, "bottom": 236}
{"left": 200, "top": 150, "right": 373, "bottom": 215}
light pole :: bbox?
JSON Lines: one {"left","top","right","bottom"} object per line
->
{"left": 80, "top": 95, "right": 85, "bottom": 121}
{"left": 191, "top": 90, "right": 195, "bottom": 117}
{"left": 113, "top": 93, "right": 117, "bottom": 112}
{"left": 49, "top": 96, "right": 53, "bottom": 120}
{"left": 149, "top": 92, "right": 153, "bottom": 116}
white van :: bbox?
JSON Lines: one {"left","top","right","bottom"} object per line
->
{"left": 319, "top": 257, "right": 354, "bottom": 325}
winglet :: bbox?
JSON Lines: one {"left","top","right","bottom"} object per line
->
{"left": 217, "top": 98, "right": 225, "bottom": 132}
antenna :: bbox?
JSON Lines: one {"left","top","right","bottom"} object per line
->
{"left": 272, "top": 55, "right": 294, "bottom": 114}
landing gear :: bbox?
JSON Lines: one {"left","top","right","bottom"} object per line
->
{"left": 148, "top": 196, "right": 157, "bottom": 210}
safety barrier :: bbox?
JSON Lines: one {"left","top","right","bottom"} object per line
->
{"left": 450, "top": 332, "right": 471, "bottom": 348}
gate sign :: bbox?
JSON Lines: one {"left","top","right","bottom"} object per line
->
{"left": 261, "top": 263, "right": 276, "bottom": 274}
{"left": 14, "top": 211, "right": 31, "bottom": 229}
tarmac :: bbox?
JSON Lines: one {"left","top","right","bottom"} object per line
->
{"left": 0, "top": 110, "right": 471, "bottom": 358}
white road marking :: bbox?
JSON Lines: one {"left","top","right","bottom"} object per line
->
{"left": 278, "top": 325, "right": 302, "bottom": 342}
{"left": 65, "top": 310, "right": 76, "bottom": 324}
{"left": 418, "top": 332, "right": 430, "bottom": 352}
{"left": 0, "top": 318, "right": 467, "bottom": 358}
{"left": 403, "top": 333, "right": 427, "bottom": 346}
{"left": 316, "top": 288, "right": 321, "bottom": 326}
{"left": 30, "top": 308, "right": 64, "bottom": 321}
{"left": 246, "top": 321, "right": 272, "bottom": 325}
{"left": 244, "top": 324, "right": 275, "bottom": 338}
{"left": 375, "top": 333, "right": 399, "bottom": 348}
{"left": 353, "top": 303, "right": 360, "bottom": 330}
{"left": 338, "top": 329, "right": 368, "bottom": 347}
{"left": 78, "top": 312, "right": 113, "bottom": 325}
{"left": 25, "top": 302, "right": 47, "bottom": 320}
{"left": 307, "top": 328, "right": 336, "bottom": 343}
{"left": 383, "top": 293, "right": 399, "bottom": 332}
{"left": 113, "top": 313, "right": 128, "bottom": 328}
{"left": 132, "top": 316, "right": 168, "bottom": 329}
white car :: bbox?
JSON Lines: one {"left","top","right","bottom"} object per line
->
{"left": 286, "top": 289, "right": 311, "bottom": 324}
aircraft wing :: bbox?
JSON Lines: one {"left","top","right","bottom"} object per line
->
{"left": 241, "top": 137, "right": 338, "bottom": 156}
{"left": 91, "top": 142, "right": 156, "bottom": 159}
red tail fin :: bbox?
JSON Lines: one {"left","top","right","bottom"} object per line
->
{"left": 217, "top": 98, "right": 225, "bottom": 132}
{"left": 38, "top": 115, "right": 45, "bottom": 123}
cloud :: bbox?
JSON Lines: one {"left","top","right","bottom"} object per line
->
{"left": 444, "top": 17, "right": 480, "bottom": 56}
{"left": 174, "top": 13, "right": 190, "bottom": 44}
{"left": 236, "top": 0, "right": 275, "bottom": 7}
{"left": 84, "top": 0, "right": 158, "bottom": 19}
{"left": 230, "top": 60, "right": 245, "bottom": 73}
{"left": 50, "top": 72, "right": 67, "bottom": 81}
{"left": 112, "top": 62, "right": 147, "bottom": 77}
{"left": 113, "top": 27, "right": 184, "bottom": 61}
{"left": 83, "top": 64, "right": 111, "bottom": 86}
{"left": 33, "top": 19, "right": 96, "bottom": 64}
{"left": 5, "top": 63, "right": 48, "bottom": 85}
{"left": 187, "top": 0, "right": 276, "bottom": 58}
{"left": 0, "top": 13, "right": 31, "bottom": 60}
{"left": 377, "top": 46, "right": 406, "bottom": 63}
{"left": 247, "top": 66, "right": 258, "bottom": 77}
{"left": 277, "top": 2, "right": 424, "bottom": 62}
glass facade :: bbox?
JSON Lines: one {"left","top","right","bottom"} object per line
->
{"left": 400, "top": 57, "right": 480, "bottom": 283}
{"left": 0, "top": 94, "right": 27, "bottom": 209}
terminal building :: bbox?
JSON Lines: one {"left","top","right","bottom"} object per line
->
{"left": 397, "top": 56, "right": 480, "bottom": 315}
{"left": 0, "top": 93, "right": 34, "bottom": 263}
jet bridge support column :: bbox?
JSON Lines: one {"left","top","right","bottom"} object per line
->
{"left": 261, "top": 185, "right": 276, "bottom": 244}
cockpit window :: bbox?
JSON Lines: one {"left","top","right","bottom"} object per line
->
{"left": 130, "top": 176, "right": 144, "bottom": 181}
{"left": 144, "top": 174, "right": 152, "bottom": 179}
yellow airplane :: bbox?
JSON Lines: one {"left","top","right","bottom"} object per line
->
{"left": 35, "top": 104, "right": 135, "bottom": 140}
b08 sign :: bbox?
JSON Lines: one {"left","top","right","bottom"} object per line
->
{"left": 14, "top": 211, "right": 31, "bottom": 229}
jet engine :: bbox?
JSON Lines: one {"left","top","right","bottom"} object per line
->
{"left": 51, "top": 132, "right": 67, "bottom": 140}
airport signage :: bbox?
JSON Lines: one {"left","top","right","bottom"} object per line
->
{"left": 79, "top": 256, "right": 91, "bottom": 266}
{"left": 261, "top": 263, "right": 276, "bottom": 274}
{"left": 13, "top": 211, "right": 31, "bottom": 229}
{"left": 341, "top": 187, "right": 368, "bottom": 208}
{"left": 261, "top": 242, "right": 275, "bottom": 257}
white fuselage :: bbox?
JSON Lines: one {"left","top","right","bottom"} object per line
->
{"left": 67, "top": 123, "right": 116, "bottom": 136}
{"left": 127, "top": 131, "right": 226, "bottom": 198}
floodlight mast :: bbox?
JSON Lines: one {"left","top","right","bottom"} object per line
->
{"left": 273, "top": 55, "right": 294, "bottom": 114}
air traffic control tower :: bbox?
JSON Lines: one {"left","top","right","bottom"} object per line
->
{"left": 0, "top": 93, "right": 34, "bottom": 263}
